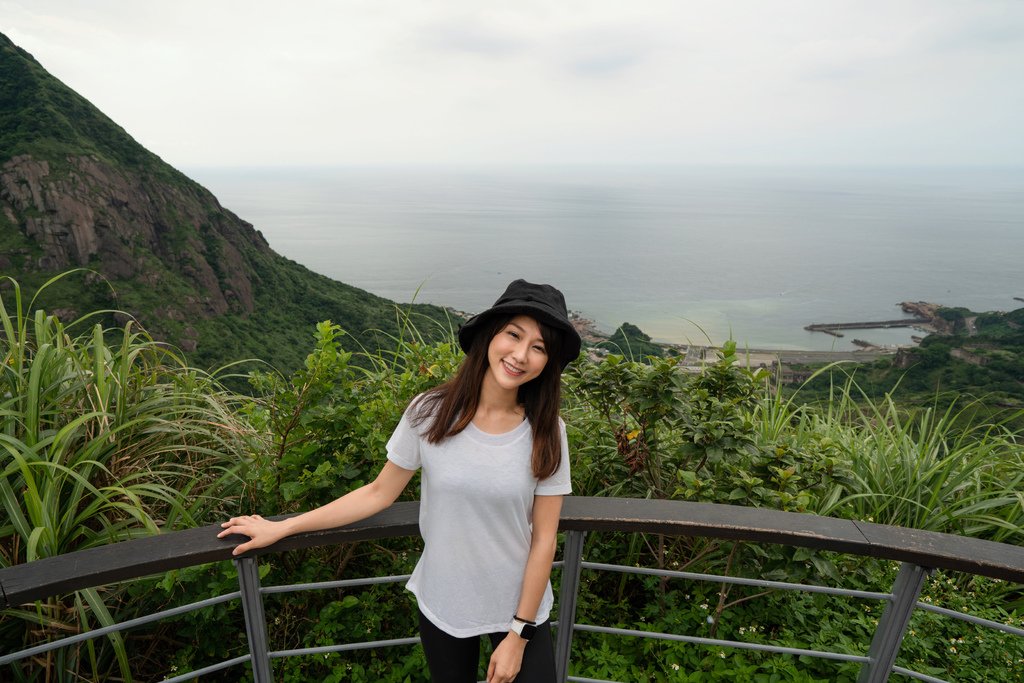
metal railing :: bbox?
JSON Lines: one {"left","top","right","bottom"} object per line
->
{"left": 2, "top": 497, "right": 1023, "bottom": 681}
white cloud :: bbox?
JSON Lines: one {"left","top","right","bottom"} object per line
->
{"left": 3, "top": 0, "right": 1022, "bottom": 166}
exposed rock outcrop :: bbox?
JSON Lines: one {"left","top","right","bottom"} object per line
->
{"left": 1, "top": 152, "right": 266, "bottom": 319}
{"left": 899, "top": 301, "right": 951, "bottom": 334}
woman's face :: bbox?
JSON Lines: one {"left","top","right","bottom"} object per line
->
{"left": 485, "top": 315, "right": 549, "bottom": 393}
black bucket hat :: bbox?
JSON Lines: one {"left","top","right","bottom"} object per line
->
{"left": 458, "top": 280, "right": 582, "bottom": 369}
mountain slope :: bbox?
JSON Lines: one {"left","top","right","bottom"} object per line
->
{"left": 0, "top": 32, "right": 451, "bottom": 371}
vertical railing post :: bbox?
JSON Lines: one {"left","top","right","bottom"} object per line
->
{"left": 857, "top": 562, "right": 928, "bottom": 683}
{"left": 555, "top": 530, "right": 586, "bottom": 683}
{"left": 235, "top": 557, "right": 273, "bottom": 683}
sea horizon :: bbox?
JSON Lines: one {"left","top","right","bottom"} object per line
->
{"left": 187, "top": 164, "right": 1024, "bottom": 351}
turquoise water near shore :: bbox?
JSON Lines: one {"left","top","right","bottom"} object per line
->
{"left": 189, "top": 165, "right": 1024, "bottom": 351}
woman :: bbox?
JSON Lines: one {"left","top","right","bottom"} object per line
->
{"left": 219, "top": 279, "right": 581, "bottom": 683}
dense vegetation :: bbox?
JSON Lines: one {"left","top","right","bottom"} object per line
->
{"left": 790, "top": 306, "right": 1024, "bottom": 422}
{"left": 891, "top": 306, "right": 1024, "bottom": 403}
{"left": 798, "top": 305, "right": 1024, "bottom": 405}
{"left": 2, "top": 280, "right": 1021, "bottom": 682}
{"left": 598, "top": 322, "right": 671, "bottom": 359}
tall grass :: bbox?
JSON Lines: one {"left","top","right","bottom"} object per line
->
{"left": 755, "top": 370, "right": 1024, "bottom": 545}
{"left": 0, "top": 275, "right": 256, "bottom": 681}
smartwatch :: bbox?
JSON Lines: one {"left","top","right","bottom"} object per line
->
{"left": 510, "top": 615, "right": 537, "bottom": 641}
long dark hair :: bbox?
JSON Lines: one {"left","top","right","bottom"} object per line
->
{"left": 411, "top": 313, "right": 566, "bottom": 480}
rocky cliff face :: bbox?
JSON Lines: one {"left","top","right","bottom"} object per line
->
{"left": 2, "top": 152, "right": 266, "bottom": 320}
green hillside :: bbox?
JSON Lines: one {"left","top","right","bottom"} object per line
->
{"left": 0, "top": 32, "right": 453, "bottom": 372}
{"left": 794, "top": 305, "right": 1024, "bottom": 412}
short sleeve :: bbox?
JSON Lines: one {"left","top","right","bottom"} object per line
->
{"left": 386, "top": 407, "right": 423, "bottom": 471}
{"left": 535, "top": 417, "right": 572, "bottom": 495}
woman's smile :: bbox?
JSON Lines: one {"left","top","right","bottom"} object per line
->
{"left": 486, "top": 315, "right": 548, "bottom": 391}
{"left": 501, "top": 360, "right": 525, "bottom": 377}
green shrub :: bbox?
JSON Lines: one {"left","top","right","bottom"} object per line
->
{"left": 0, "top": 275, "right": 256, "bottom": 681}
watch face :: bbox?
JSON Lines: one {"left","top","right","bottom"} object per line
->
{"left": 512, "top": 622, "right": 536, "bottom": 643}
{"left": 512, "top": 620, "right": 537, "bottom": 641}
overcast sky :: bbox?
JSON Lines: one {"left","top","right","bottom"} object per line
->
{"left": 4, "top": 0, "right": 1023, "bottom": 168}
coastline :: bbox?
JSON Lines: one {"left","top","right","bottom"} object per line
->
{"left": 451, "top": 298, "right": 1022, "bottom": 376}
{"left": 570, "top": 306, "right": 912, "bottom": 348}
{"left": 563, "top": 305, "right": 949, "bottom": 374}
{"left": 448, "top": 306, "right": 912, "bottom": 366}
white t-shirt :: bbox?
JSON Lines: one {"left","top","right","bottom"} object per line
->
{"left": 385, "top": 402, "right": 572, "bottom": 637}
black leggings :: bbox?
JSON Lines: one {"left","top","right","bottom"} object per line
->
{"left": 418, "top": 609, "right": 557, "bottom": 682}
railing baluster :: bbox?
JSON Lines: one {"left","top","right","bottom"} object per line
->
{"left": 235, "top": 557, "right": 273, "bottom": 683}
{"left": 3, "top": 500, "right": 1021, "bottom": 680}
{"left": 555, "top": 530, "right": 587, "bottom": 683}
{"left": 857, "top": 562, "right": 929, "bottom": 683}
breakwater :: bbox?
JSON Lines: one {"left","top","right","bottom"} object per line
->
{"left": 804, "top": 318, "right": 931, "bottom": 338}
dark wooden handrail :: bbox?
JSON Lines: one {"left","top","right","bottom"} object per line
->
{"left": 2, "top": 497, "right": 1022, "bottom": 609}
{"left": 557, "top": 497, "right": 1024, "bottom": 583}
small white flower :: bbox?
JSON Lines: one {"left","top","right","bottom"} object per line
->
{"left": 671, "top": 664, "right": 680, "bottom": 671}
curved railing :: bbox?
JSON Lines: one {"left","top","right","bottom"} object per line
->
{"left": 2, "top": 497, "right": 1023, "bottom": 682}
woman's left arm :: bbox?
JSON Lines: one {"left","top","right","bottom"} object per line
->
{"left": 487, "top": 494, "right": 563, "bottom": 683}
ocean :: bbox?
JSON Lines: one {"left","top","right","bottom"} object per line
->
{"left": 187, "top": 165, "right": 1024, "bottom": 351}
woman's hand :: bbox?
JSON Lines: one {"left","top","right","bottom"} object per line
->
{"left": 216, "top": 462, "right": 415, "bottom": 556}
{"left": 486, "top": 632, "right": 527, "bottom": 683}
{"left": 217, "top": 515, "right": 287, "bottom": 556}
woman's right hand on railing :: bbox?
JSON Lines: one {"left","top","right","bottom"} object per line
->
{"left": 218, "top": 515, "right": 288, "bottom": 556}
{"left": 216, "top": 463, "right": 414, "bottom": 556}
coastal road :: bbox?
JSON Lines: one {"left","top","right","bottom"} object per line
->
{"left": 684, "top": 346, "right": 891, "bottom": 368}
